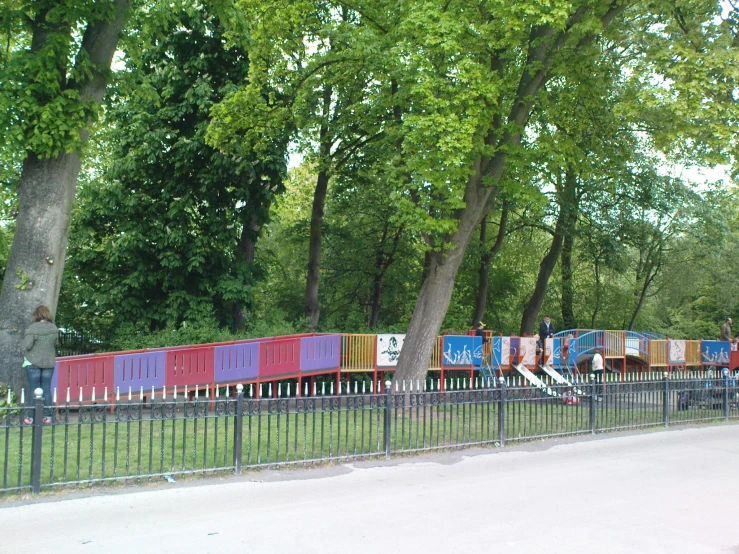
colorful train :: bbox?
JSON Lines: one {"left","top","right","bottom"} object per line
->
{"left": 41, "top": 328, "right": 738, "bottom": 404}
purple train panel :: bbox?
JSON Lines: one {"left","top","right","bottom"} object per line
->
{"left": 301, "top": 334, "right": 340, "bottom": 373}
{"left": 214, "top": 342, "right": 260, "bottom": 383}
{"left": 114, "top": 351, "right": 166, "bottom": 393}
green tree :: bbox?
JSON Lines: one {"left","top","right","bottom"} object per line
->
{"left": 0, "top": 0, "right": 131, "bottom": 391}
{"left": 209, "top": 1, "right": 385, "bottom": 328}
{"left": 67, "top": 4, "right": 286, "bottom": 333}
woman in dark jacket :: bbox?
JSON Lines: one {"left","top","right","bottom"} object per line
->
{"left": 23, "top": 306, "right": 58, "bottom": 425}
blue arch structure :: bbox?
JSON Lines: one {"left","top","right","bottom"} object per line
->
{"left": 554, "top": 329, "right": 660, "bottom": 372}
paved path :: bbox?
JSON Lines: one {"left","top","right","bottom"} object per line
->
{"left": 3, "top": 425, "right": 739, "bottom": 554}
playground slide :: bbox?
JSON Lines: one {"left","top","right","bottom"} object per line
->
{"left": 539, "top": 364, "right": 585, "bottom": 396}
{"left": 513, "top": 364, "right": 559, "bottom": 397}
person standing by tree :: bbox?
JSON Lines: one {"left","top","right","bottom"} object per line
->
{"left": 720, "top": 318, "right": 732, "bottom": 342}
{"left": 22, "top": 306, "right": 58, "bottom": 425}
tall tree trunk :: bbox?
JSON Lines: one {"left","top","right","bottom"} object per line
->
{"left": 471, "top": 199, "right": 508, "bottom": 327}
{"left": 560, "top": 220, "right": 576, "bottom": 330}
{"left": 0, "top": 0, "right": 130, "bottom": 392}
{"left": 368, "top": 223, "right": 389, "bottom": 329}
{"left": 305, "top": 169, "right": 329, "bottom": 329}
{"left": 368, "top": 223, "right": 402, "bottom": 329}
{"left": 519, "top": 223, "right": 565, "bottom": 336}
{"left": 304, "top": 85, "right": 333, "bottom": 329}
{"left": 394, "top": 165, "right": 499, "bottom": 384}
{"left": 590, "top": 259, "right": 601, "bottom": 328}
{"left": 419, "top": 250, "right": 432, "bottom": 287}
{"left": 628, "top": 268, "right": 655, "bottom": 331}
{"left": 369, "top": 275, "right": 382, "bottom": 329}
{"left": 471, "top": 218, "right": 488, "bottom": 328}
{"left": 230, "top": 212, "right": 261, "bottom": 331}
{"left": 520, "top": 172, "right": 577, "bottom": 335}
{"left": 0, "top": 156, "right": 79, "bottom": 392}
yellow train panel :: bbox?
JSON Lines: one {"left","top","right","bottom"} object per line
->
{"left": 340, "top": 334, "right": 376, "bottom": 372}
{"left": 685, "top": 340, "right": 702, "bottom": 366}
{"left": 649, "top": 340, "right": 668, "bottom": 367}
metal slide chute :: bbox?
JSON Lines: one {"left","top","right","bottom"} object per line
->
{"left": 539, "top": 364, "right": 585, "bottom": 396}
{"left": 513, "top": 364, "right": 559, "bottom": 397}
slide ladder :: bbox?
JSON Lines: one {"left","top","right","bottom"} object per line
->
{"left": 479, "top": 357, "right": 497, "bottom": 384}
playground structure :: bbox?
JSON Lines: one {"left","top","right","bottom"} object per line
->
{"left": 39, "top": 328, "right": 739, "bottom": 405}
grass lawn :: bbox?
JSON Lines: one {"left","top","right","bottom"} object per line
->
{"left": 1, "top": 391, "right": 732, "bottom": 494}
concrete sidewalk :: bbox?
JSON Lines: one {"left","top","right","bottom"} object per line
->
{"left": 2, "top": 425, "right": 739, "bottom": 554}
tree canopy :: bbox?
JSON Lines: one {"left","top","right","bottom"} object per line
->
{"left": 0, "top": 0, "right": 737, "bottom": 383}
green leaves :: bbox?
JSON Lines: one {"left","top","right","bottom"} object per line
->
{"left": 62, "top": 3, "right": 286, "bottom": 333}
{"left": 0, "top": 0, "right": 119, "bottom": 160}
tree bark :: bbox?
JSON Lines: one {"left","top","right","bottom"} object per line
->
{"left": 394, "top": 165, "right": 499, "bottom": 384}
{"left": 0, "top": 0, "right": 130, "bottom": 393}
{"left": 520, "top": 172, "right": 577, "bottom": 335}
{"left": 628, "top": 266, "right": 656, "bottom": 331}
{"left": 590, "top": 259, "right": 601, "bottom": 328}
{"left": 560, "top": 218, "right": 576, "bottom": 330}
{"left": 304, "top": 83, "right": 333, "bottom": 329}
{"left": 230, "top": 212, "right": 261, "bottom": 331}
{"left": 519, "top": 223, "right": 565, "bottom": 336}
{"left": 0, "top": 156, "right": 79, "bottom": 392}
{"left": 471, "top": 199, "right": 508, "bottom": 327}
{"left": 472, "top": 217, "right": 489, "bottom": 328}
{"left": 369, "top": 275, "right": 383, "bottom": 329}
{"left": 304, "top": 168, "right": 329, "bottom": 329}
{"left": 368, "top": 223, "right": 402, "bottom": 329}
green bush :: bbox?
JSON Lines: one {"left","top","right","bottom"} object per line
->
{"left": 107, "top": 312, "right": 313, "bottom": 351}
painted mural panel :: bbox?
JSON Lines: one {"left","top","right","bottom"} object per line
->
{"left": 668, "top": 340, "right": 686, "bottom": 364}
{"left": 544, "top": 338, "right": 554, "bottom": 366}
{"left": 509, "top": 337, "right": 519, "bottom": 365}
{"left": 702, "top": 340, "right": 730, "bottom": 366}
{"left": 442, "top": 336, "right": 482, "bottom": 368}
{"left": 377, "top": 334, "right": 404, "bottom": 367}
{"left": 520, "top": 337, "right": 537, "bottom": 367}
{"left": 552, "top": 337, "right": 562, "bottom": 366}
{"left": 567, "top": 337, "right": 578, "bottom": 366}
{"left": 492, "top": 336, "right": 510, "bottom": 367}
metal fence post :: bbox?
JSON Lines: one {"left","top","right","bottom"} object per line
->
{"left": 234, "top": 384, "right": 244, "bottom": 475}
{"left": 589, "top": 373, "right": 596, "bottom": 434}
{"left": 498, "top": 376, "right": 505, "bottom": 446}
{"left": 384, "top": 380, "right": 392, "bottom": 460}
{"left": 31, "top": 387, "right": 44, "bottom": 495}
{"left": 724, "top": 370, "right": 730, "bottom": 421}
{"left": 663, "top": 372, "right": 669, "bottom": 428}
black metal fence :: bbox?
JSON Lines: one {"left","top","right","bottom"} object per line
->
{"left": 2, "top": 374, "right": 738, "bottom": 495}
{"left": 56, "top": 329, "right": 109, "bottom": 357}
